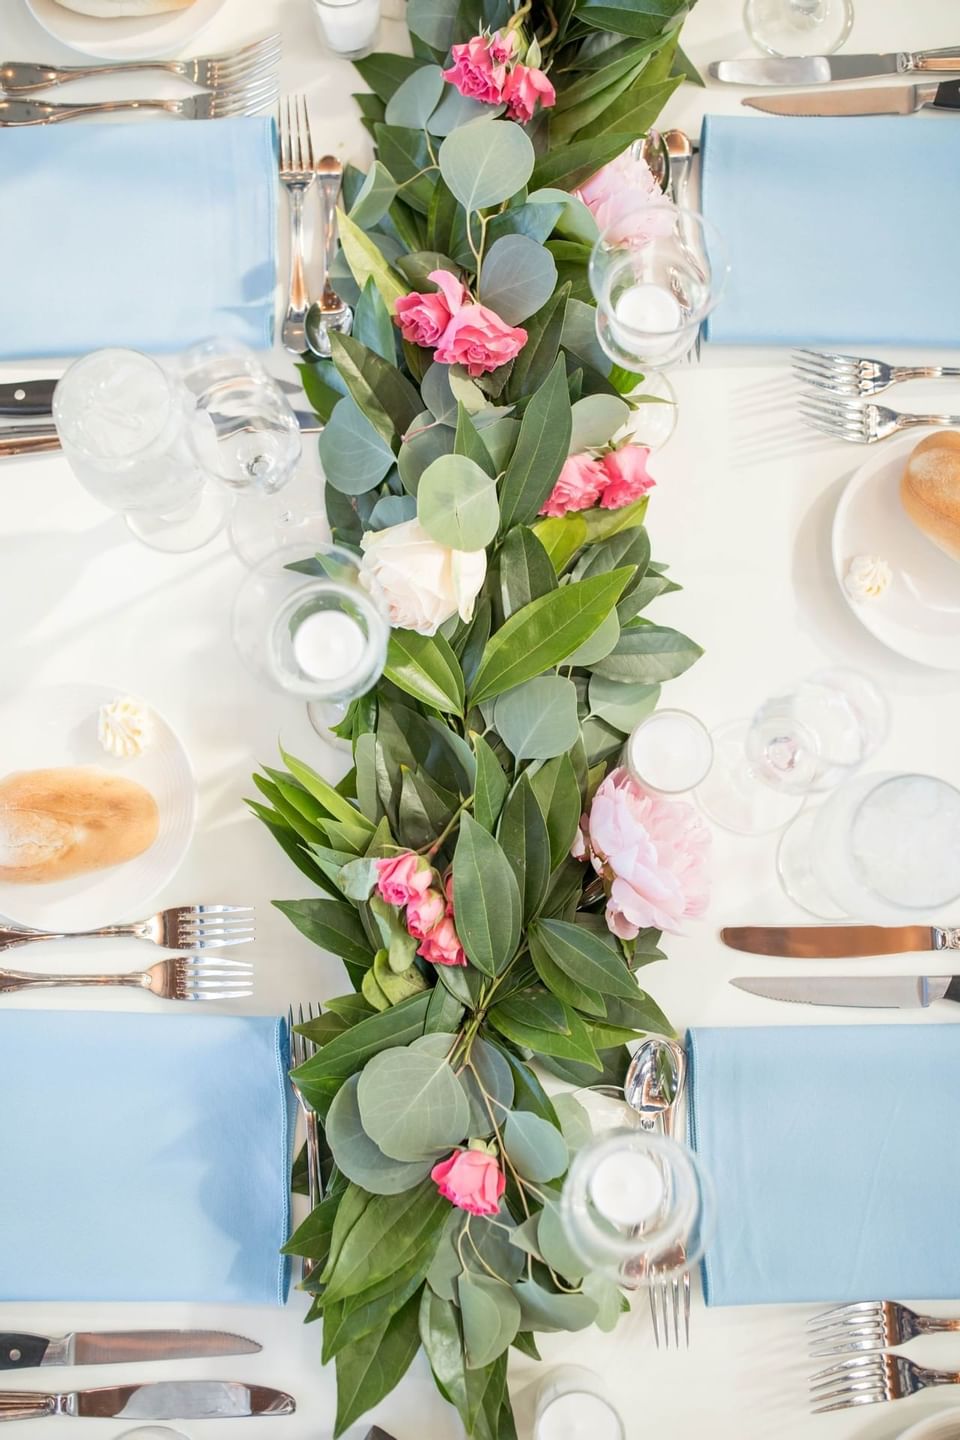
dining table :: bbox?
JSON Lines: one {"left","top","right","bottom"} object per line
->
{"left": 1, "top": 0, "right": 959, "bottom": 1436}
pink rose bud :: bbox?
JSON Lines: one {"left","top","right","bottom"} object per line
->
{"left": 394, "top": 269, "right": 466, "bottom": 348}
{"left": 434, "top": 302, "right": 527, "bottom": 378}
{"left": 598, "top": 444, "right": 656, "bottom": 510}
{"left": 442, "top": 35, "right": 509, "bottom": 105}
{"left": 375, "top": 851, "right": 433, "bottom": 907}
{"left": 431, "top": 1148, "right": 506, "bottom": 1216}
{"left": 417, "top": 915, "right": 468, "bottom": 967}
{"left": 538, "top": 452, "right": 607, "bottom": 518}
{"left": 405, "top": 887, "right": 446, "bottom": 940}
{"left": 489, "top": 28, "right": 519, "bottom": 65}
{"left": 503, "top": 63, "right": 556, "bottom": 124}
{"left": 443, "top": 871, "right": 455, "bottom": 915}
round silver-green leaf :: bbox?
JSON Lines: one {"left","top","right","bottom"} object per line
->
{"left": 459, "top": 1036, "right": 515, "bottom": 1137}
{"left": 357, "top": 1045, "right": 470, "bottom": 1161}
{"left": 569, "top": 394, "right": 630, "bottom": 453}
{"left": 478, "top": 235, "right": 558, "bottom": 326}
{"left": 348, "top": 161, "right": 398, "bottom": 229}
{"left": 513, "top": 1278, "right": 598, "bottom": 1333}
{"left": 318, "top": 395, "right": 394, "bottom": 494}
{"left": 398, "top": 411, "right": 454, "bottom": 496}
{"left": 459, "top": 1272, "right": 521, "bottom": 1368}
{"left": 439, "top": 119, "right": 535, "bottom": 214}
{"left": 385, "top": 65, "right": 445, "bottom": 128}
{"left": 418, "top": 453, "right": 499, "bottom": 551}
{"left": 565, "top": 607, "right": 620, "bottom": 666}
{"left": 588, "top": 675, "right": 660, "bottom": 730}
{"left": 428, "top": 88, "right": 505, "bottom": 136}
{"left": 325, "top": 1074, "right": 435, "bottom": 1194}
{"left": 495, "top": 676, "right": 580, "bottom": 762}
{"left": 502, "top": 1110, "right": 569, "bottom": 1182}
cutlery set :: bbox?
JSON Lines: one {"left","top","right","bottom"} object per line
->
{"left": 808, "top": 1302, "right": 960, "bottom": 1412}
{"left": 288, "top": 1001, "right": 323, "bottom": 1282}
{"left": 792, "top": 348, "right": 960, "bottom": 444}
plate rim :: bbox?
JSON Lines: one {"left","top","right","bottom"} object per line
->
{"left": 23, "top": 0, "right": 228, "bottom": 61}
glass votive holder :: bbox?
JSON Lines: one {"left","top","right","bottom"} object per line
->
{"left": 115, "top": 1430, "right": 190, "bottom": 1439}
{"left": 311, "top": 0, "right": 381, "bottom": 59}
{"left": 535, "top": 1367, "right": 625, "bottom": 1440}
{"left": 626, "top": 708, "right": 714, "bottom": 796}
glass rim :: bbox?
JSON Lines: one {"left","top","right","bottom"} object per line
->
{"left": 851, "top": 771, "right": 960, "bottom": 911}
{"left": 268, "top": 575, "right": 390, "bottom": 700}
{"left": 589, "top": 207, "right": 731, "bottom": 335}
{"left": 53, "top": 347, "right": 174, "bottom": 462}
{"left": 626, "top": 707, "right": 714, "bottom": 796}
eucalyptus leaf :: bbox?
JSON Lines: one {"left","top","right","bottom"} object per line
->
{"left": 385, "top": 64, "right": 445, "bottom": 127}
{"left": 368, "top": 494, "right": 417, "bottom": 530}
{"left": 439, "top": 119, "right": 535, "bottom": 213}
{"left": 418, "top": 454, "right": 499, "bottom": 552}
{"left": 495, "top": 677, "right": 580, "bottom": 762}
{"left": 398, "top": 413, "right": 455, "bottom": 495}
{"left": 326, "top": 1074, "right": 436, "bottom": 1194}
{"left": 460, "top": 1036, "right": 515, "bottom": 1137}
{"left": 561, "top": 296, "right": 614, "bottom": 377}
{"left": 551, "top": 1094, "right": 594, "bottom": 1153}
{"left": 357, "top": 1046, "right": 471, "bottom": 1161}
{"left": 318, "top": 396, "right": 395, "bottom": 495}
{"left": 459, "top": 1273, "right": 521, "bottom": 1369}
{"left": 429, "top": 87, "right": 504, "bottom": 135}
{"left": 502, "top": 1110, "right": 569, "bottom": 1182}
{"left": 407, "top": 0, "right": 461, "bottom": 49}
{"left": 452, "top": 813, "right": 522, "bottom": 976}
{"left": 569, "top": 394, "right": 630, "bottom": 451}
{"left": 528, "top": 187, "right": 601, "bottom": 246}
{"left": 478, "top": 235, "right": 558, "bottom": 325}
{"left": 537, "top": 1200, "right": 584, "bottom": 1280}
{"left": 427, "top": 1208, "right": 466, "bottom": 1299}
{"left": 581, "top": 1272, "right": 625, "bottom": 1332}
{"left": 513, "top": 1278, "right": 598, "bottom": 1333}
{"left": 348, "top": 161, "right": 399, "bottom": 228}
{"left": 588, "top": 675, "right": 660, "bottom": 730}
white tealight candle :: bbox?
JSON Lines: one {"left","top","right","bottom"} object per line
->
{"left": 312, "top": 0, "right": 381, "bottom": 56}
{"left": 611, "top": 282, "right": 683, "bottom": 360}
{"left": 293, "top": 610, "right": 366, "bottom": 683}
{"left": 627, "top": 710, "right": 713, "bottom": 795}
{"left": 537, "top": 1393, "right": 623, "bottom": 1440}
{"left": 589, "top": 1150, "right": 665, "bottom": 1229}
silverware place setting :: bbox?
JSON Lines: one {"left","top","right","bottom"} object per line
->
{"left": 793, "top": 349, "right": 960, "bottom": 399}
{"left": 793, "top": 346, "right": 960, "bottom": 443}
{"left": 0, "top": 954, "right": 253, "bottom": 1003}
{"left": 0, "top": 34, "right": 281, "bottom": 95}
{"left": 288, "top": 1002, "right": 323, "bottom": 1282}
{"left": 305, "top": 154, "right": 353, "bottom": 358}
{"left": 799, "top": 395, "right": 960, "bottom": 445}
{"left": 810, "top": 1352, "right": 960, "bottom": 1414}
{"left": 0, "top": 903, "right": 255, "bottom": 953}
{"left": 809, "top": 1301, "right": 960, "bottom": 1357}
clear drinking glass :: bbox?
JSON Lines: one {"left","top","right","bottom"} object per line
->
{"left": 311, "top": 0, "right": 381, "bottom": 58}
{"left": 744, "top": 0, "right": 854, "bottom": 57}
{"left": 535, "top": 1368, "right": 625, "bottom": 1440}
{"left": 589, "top": 208, "right": 729, "bottom": 448}
{"left": 696, "top": 668, "right": 888, "bottom": 836}
{"left": 626, "top": 709, "right": 714, "bottom": 796}
{"left": 778, "top": 771, "right": 960, "bottom": 920}
{"left": 53, "top": 348, "right": 229, "bottom": 553}
{"left": 116, "top": 1431, "right": 190, "bottom": 1439}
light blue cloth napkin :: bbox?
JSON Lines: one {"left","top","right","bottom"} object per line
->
{"left": 688, "top": 1024, "right": 960, "bottom": 1305}
{"left": 0, "top": 117, "right": 276, "bottom": 359}
{"left": 700, "top": 115, "right": 960, "bottom": 347}
{"left": 0, "top": 1010, "right": 293, "bottom": 1304}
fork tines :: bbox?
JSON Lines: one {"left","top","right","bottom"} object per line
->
{"left": 177, "top": 905, "right": 255, "bottom": 950}
{"left": 796, "top": 392, "right": 876, "bottom": 444}
{"left": 177, "top": 955, "right": 253, "bottom": 1002}
{"left": 278, "top": 93, "right": 315, "bottom": 178}
{"left": 807, "top": 1300, "right": 892, "bottom": 1356}
{"left": 792, "top": 349, "right": 878, "bottom": 395}
{"left": 196, "top": 33, "right": 281, "bottom": 90}
{"left": 205, "top": 75, "right": 280, "bottom": 117}
{"left": 809, "top": 1352, "right": 905, "bottom": 1413}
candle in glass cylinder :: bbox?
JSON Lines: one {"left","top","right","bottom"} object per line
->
{"left": 610, "top": 282, "right": 683, "bottom": 359}
{"left": 293, "top": 609, "right": 367, "bottom": 685}
{"left": 588, "top": 1149, "right": 665, "bottom": 1228}
{"left": 312, "top": 0, "right": 381, "bottom": 57}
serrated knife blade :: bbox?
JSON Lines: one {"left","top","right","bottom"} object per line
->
{"left": 743, "top": 84, "right": 925, "bottom": 117}
{"left": 720, "top": 924, "right": 941, "bottom": 958}
{"left": 731, "top": 975, "right": 955, "bottom": 1008}
{"left": 0, "top": 1330, "right": 261, "bottom": 1372}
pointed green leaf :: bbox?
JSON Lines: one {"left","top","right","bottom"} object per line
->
{"left": 472, "top": 732, "right": 510, "bottom": 833}
{"left": 532, "top": 918, "right": 643, "bottom": 1000}
{"left": 452, "top": 813, "right": 522, "bottom": 976}
{"left": 590, "top": 621, "right": 703, "bottom": 682}
{"left": 496, "top": 773, "right": 551, "bottom": 923}
{"left": 333, "top": 1289, "right": 422, "bottom": 1437}
{"left": 498, "top": 354, "right": 571, "bottom": 534}
{"left": 498, "top": 526, "right": 557, "bottom": 618}
{"left": 331, "top": 331, "right": 421, "bottom": 444}
{"left": 459, "top": 1273, "right": 521, "bottom": 1369}
{"left": 337, "top": 206, "right": 409, "bottom": 310}
{"left": 385, "top": 629, "right": 465, "bottom": 714}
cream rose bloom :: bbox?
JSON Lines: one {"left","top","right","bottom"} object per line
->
{"left": 359, "top": 519, "right": 487, "bottom": 636}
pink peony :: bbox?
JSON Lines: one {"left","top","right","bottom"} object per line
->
{"left": 539, "top": 453, "right": 607, "bottom": 518}
{"left": 434, "top": 302, "right": 527, "bottom": 377}
{"left": 578, "top": 767, "right": 710, "bottom": 937}
{"left": 503, "top": 63, "right": 556, "bottom": 123}
{"left": 375, "top": 851, "right": 433, "bottom": 907}
{"left": 394, "top": 270, "right": 466, "bottom": 348}
{"left": 575, "top": 148, "right": 677, "bottom": 246}
{"left": 442, "top": 34, "right": 509, "bottom": 105}
{"left": 405, "top": 887, "right": 446, "bottom": 940}
{"left": 598, "top": 444, "right": 656, "bottom": 510}
{"left": 431, "top": 1148, "right": 505, "bottom": 1216}
{"left": 418, "top": 915, "right": 467, "bottom": 967}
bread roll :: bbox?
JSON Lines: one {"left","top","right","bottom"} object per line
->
{"left": 0, "top": 767, "right": 159, "bottom": 885}
{"left": 901, "top": 432, "right": 960, "bottom": 563}
{"left": 53, "top": 0, "right": 194, "bottom": 16}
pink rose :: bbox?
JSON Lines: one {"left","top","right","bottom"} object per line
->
{"left": 442, "top": 35, "right": 508, "bottom": 105}
{"left": 434, "top": 302, "right": 526, "bottom": 378}
{"left": 599, "top": 444, "right": 656, "bottom": 510}
{"left": 575, "top": 148, "right": 677, "bottom": 246}
{"left": 417, "top": 915, "right": 467, "bottom": 967}
{"left": 431, "top": 1149, "right": 506, "bottom": 1216}
{"left": 503, "top": 63, "right": 556, "bottom": 123}
{"left": 405, "top": 887, "right": 446, "bottom": 940}
{"left": 582, "top": 767, "right": 710, "bottom": 937}
{"left": 375, "top": 851, "right": 433, "bottom": 907}
{"left": 443, "top": 871, "right": 455, "bottom": 915}
{"left": 489, "top": 28, "right": 519, "bottom": 65}
{"left": 539, "top": 453, "right": 607, "bottom": 518}
{"left": 394, "top": 270, "right": 466, "bottom": 348}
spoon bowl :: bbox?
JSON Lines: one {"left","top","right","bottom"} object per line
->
{"left": 305, "top": 298, "right": 353, "bottom": 359}
{"left": 624, "top": 1036, "right": 687, "bottom": 1136}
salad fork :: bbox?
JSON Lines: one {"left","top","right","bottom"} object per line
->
{"left": 811, "top": 1352, "right": 960, "bottom": 1413}
{"left": 809, "top": 1300, "right": 960, "bottom": 1356}
{"left": 0, "top": 955, "right": 253, "bottom": 1002}
{"left": 278, "top": 94, "right": 316, "bottom": 355}
{"left": 793, "top": 348, "right": 960, "bottom": 398}
{"left": 0, "top": 33, "right": 280, "bottom": 94}
{"left": 0, "top": 76, "right": 278, "bottom": 126}
{"left": 798, "top": 394, "right": 960, "bottom": 444}
{"left": 0, "top": 904, "right": 254, "bottom": 953}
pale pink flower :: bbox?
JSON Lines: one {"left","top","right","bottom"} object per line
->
{"left": 579, "top": 767, "right": 710, "bottom": 937}
{"left": 375, "top": 851, "right": 433, "bottom": 907}
{"left": 434, "top": 302, "right": 527, "bottom": 377}
{"left": 503, "top": 63, "right": 556, "bottom": 123}
{"left": 489, "top": 28, "right": 519, "bottom": 64}
{"left": 418, "top": 915, "right": 467, "bottom": 967}
{"left": 575, "top": 148, "right": 677, "bottom": 246}
{"left": 431, "top": 1149, "right": 505, "bottom": 1216}
{"left": 599, "top": 444, "right": 656, "bottom": 510}
{"left": 394, "top": 270, "right": 466, "bottom": 348}
{"left": 405, "top": 887, "right": 446, "bottom": 940}
{"left": 442, "top": 34, "right": 509, "bottom": 105}
{"left": 539, "top": 453, "right": 607, "bottom": 517}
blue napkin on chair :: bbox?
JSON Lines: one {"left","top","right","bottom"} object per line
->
{"left": 0, "top": 117, "right": 276, "bottom": 359}
{"left": 0, "top": 1010, "right": 293, "bottom": 1304}
{"left": 688, "top": 1024, "right": 960, "bottom": 1305}
{"left": 700, "top": 115, "right": 960, "bottom": 348}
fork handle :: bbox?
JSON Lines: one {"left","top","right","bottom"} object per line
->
{"left": 0, "top": 924, "right": 139, "bottom": 949}
{"left": 916, "top": 1365, "right": 960, "bottom": 1388}
{"left": 897, "top": 412, "right": 960, "bottom": 428}
{"left": 892, "top": 365, "right": 960, "bottom": 383}
{"left": 32, "top": 99, "right": 184, "bottom": 123}
{"left": 0, "top": 59, "right": 184, "bottom": 93}
{"left": 0, "top": 969, "right": 145, "bottom": 994}
{"left": 0, "top": 1392, "right": 61, "bottom": 1420}
{"left": 916, "top": 1316, "right": 960, "bottom": 1334}
{"left": 285, "top": 187, "right": 309, "bottom": 320}
{"left": 908, "top": 47, "right": 960, "bottom": 73}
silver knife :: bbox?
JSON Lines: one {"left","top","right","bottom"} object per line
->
{"left": 0, "top": 410, "right": 321, "bottom": 462}
{"left": 731, "top": 975, "right": 960, "bottom": 1008}
{"left": 720, "top": 924, "right": 959, "bottom": 958}
{"left": 743, "top": 79, "right": 960, "bottom": 116}
{"left": 0, "top": 1330, "right": 260, "bottom": 1371}
{"left": 0, "top": 1380, "right": 295, "bottom": 1421}
{"left": 712, "top": 47, "right": 960, "bottom": 86}
{"left": 0, "top": 380, "right": 57, "bottom": 418}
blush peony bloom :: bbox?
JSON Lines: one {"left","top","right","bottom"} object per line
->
{"left": 575, "top": 148, "right": 677, "bottom": 246}
{"left": 578, "top": 767, "right": 710, "bottom": 937}
{"left": 394, "top": 270, "right": 466, "bottom": 348}
{"left": 405, "top": 887, "right": 446, "bottom": 940}
{"left": 503, "top": 63, "right": 556, "bottom": 123}
{"left": 431, "top": 1148, "right": 505, "bottom": 1215}
{"left": 539, "top": 453, "right": 607, "bottom": 518}
{"left": 434, "top": 302, "right": 527, "bottom": 377}
{"left": 442, "top": 34, "right": 510, "bottom": 104}
{"left": 598, "top": 444, "right": 656, "bottom": 510}
{"left": 417, "top": 915, "right": 467, "bottom": 967}
{"left": 360, "top": 519, "right": 487, "bottom": 636}
{"left": 375, "top": 851, "right": 433, "bottom": 907}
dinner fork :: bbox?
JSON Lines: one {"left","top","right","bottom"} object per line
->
{"left": 798, "top": 394, "right": 960, "bottom": 444}
{"left": 0, "top": 955, "right": 253, "bottom": 1002}
{"left": 278, "top": 94, "right": 316, "bottom": 355}
{"left": 811, "top": 1352, "right": 960, "bottom": 1413}
{"left": 288, "top": 1003, "right": 322, "bottom": 1280}
{"left": 808, "top": 1300, "right": 960, "bottom": 1356}
{"left": 0, "top": 33, "right": 280, "bottom": 94}
{"left": 0, "top": 76, "right": 278, "bottom": 126}
{"left": 793, "top": 348, "right": 960, "bottom": 398}
{"left": 0, "top": 904, "right": 254, "bottom": 953}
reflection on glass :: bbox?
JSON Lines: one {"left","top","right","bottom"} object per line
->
{"left": 744, "top": 0, "right": 854, "bottom": 57}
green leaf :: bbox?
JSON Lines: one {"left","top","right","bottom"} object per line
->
{"left": 352, "top": 278, "right": 397, "bottom": 364}
{"left": 374, "top": 125, "right": 437, "bottom": 213}
{"left": 537, "top": 1199, "right": 585, "bottom": 1281}
{"left": 275, "top": 899, "right": 373, "bottom": 970}
{"left": 488, "top": 996, "right": 602, "bottom": 1070}
{"left": 561, "top": 297, "right": 613, "bottom": 378}
{"left": 565, "top": 606, "right": 620, "bottom": 666}
{"left": 478, "top": 235, "right": 558, "bottom": 326}
{"left": 353, "top": 52, "right": 424, "bottom": 103}
{"left": 492, "top": 987, "right": 568, "bottom": 1034}
{"left": 293, "top": 991, "right": 431, "bottom": 1099}
{"left": 385, "top": 629, "right": 465, "bottom": 715}
{"left": 357, "top": 1044, "right": 470, "bottom": 1161}
{"left": 502, "top": 1111, "right": 568, "bottom": 1182}
{"left": 528, "top": 188, "right": 600, "bottom": 248}
{"left": 398, "top": 411, "right": 456, "bottom": 495}
{"left": 590, "top": 621, "right": 703, "bottom": 682}
{"left": 326, "top": 1074, "right": 436, "bottom": 1193}
{"left": 418, "top": 454, "right": 500, "bottom": 551}
{"left": 324, "top": 1178, "right": 449, "bottom": 1305}
{"left": 469, "top": 568, "right": 633, "bottom": 706}
{"left": 339, "top": 856, "right": 378, "bottom": 901}
{"left": 318, "top": 395, "right": 395, "bottom": 494}
{"left": 512, "top": 1278, "right": 599, "bottom": 1333}
{"left": 512, "top": 1331, "right": 542, "bottom": 1360}
{"left": 419, "top": 1292, "right": 508, "bottom": 1440}
{"left": 425, "top": 980, "right": 466, "bottom": 1035}
{"left": 575, "top": 522, "right": 650, "bottom": 585}
{"left": 495, "top": 676, "right": 580, "bottom": 762}
{"left": 569, "top": 394, "right": 630, "bottom": 451}
{"left": 582, "top": 493, "right": 649, "bottom": 541}
{"left": 407, "top": 0, "right": 461, "bottom": 49}
{"left": 498, "top": 526, "right": 556, "bottom": 618}
{"left": 399, "top": 768, "right": 457, "bottom": 850}
{"left": 384, "top": 64, "right": 445, "bottom": 127}
{"left": 282, "top": 1191, "right": 341, "bottom": 1262}
{"left": 673, "top": 40, "right": 705, "bottom": 85}
{"left": 459, "top": 1273, "right": 521, "bottom": 1369}
{"left": 439, "top": 119, "right": 535, "bottom": 213}
{"left": 531, "top": 133, "right": 646, "bottom": 194}
{"left": 528, "top": 753, "right": 583, "bottom": 870}
{"left": 496, "top": 773, "right": 551, "bottom": 923}
{"left": 280, "top": 747, "right": 375, "bottom": 833}
{"left": 472, "top": 731, "right": 510, "bottom": 833}
{"left": 588, "top": 675, "right": 660, "bottom": 730}
{"left": 297, "top": 360, "right": 342, "bottom": 422}
{"left": 452, "top": 812, "right": 522, "bottom": 976}
{"left": 532, "top": 514, "right": 588, "bottom": 573}
{"left": 337, "top": 207, "right": 409, "bottom": 309}
{"left": 333, "top": 1289, "right": 422, "bottom": 1437}
{"left": 486, "top": 199, "right": 564, "bottom": 248}
{"left": 348, "top": 161, "right": 399, "bottom": 228}
{"left": 423, "top": 362, "right": 476, "bottom": 426}
{"left": 498, "top": 355, "right": 571, "bottom": 533}
{"left": 531, "top": 918, "right": 642, "bottom": 1000}
{"left": 454, "top": 402, "right": 496, "bottom": 477}
{"left": 504, "top": 283, "right": 569, "bottom": 402}
{"left": 530, "top": 931, "right": 605, "bottom": 1017}
{"left": 428, "top": 87, "right": 504, "bottom": 135}
{"left": 322, "top": 1255, "right": 426, "bottom": 1360}
{"left": 460, "top": 1036, "right": 515, "bottom": 1137}
{"left": 330, "top": 330, "right": 420, "bottom": 444}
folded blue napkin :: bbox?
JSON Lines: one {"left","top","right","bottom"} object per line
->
{"left": 0, "top": 117, "right": 276, "bottom": 359}
{"left": 688, "top": 1024, "right": 960, "bottom": 1305}
{"left": 701, "top": 115, "right": 960, "bottom": 347}
{"left": 0, "top": 1010, "right": 292, "bottom": 1304}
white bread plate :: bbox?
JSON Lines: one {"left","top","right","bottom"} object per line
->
{"left": 898, "top": 1412, "right": 960, "bottom": 1440}
{"left": 24, "top": 0, "right": 227, "bottom": 61}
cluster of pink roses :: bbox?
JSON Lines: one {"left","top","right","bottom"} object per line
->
{"left": 375, "top": 849, "right": 466, "bottom": 967}
{"left": 395, "top": 268, "right": 526, "bottom": 378}
{"left": 443, "top": 28, "right": 556, "bottom": 124}
{"left": 539, "top": 443, "right": 656, "bottom": 519}
{"left": 431, "top": 1144, "right": 506, "bottom": 1216}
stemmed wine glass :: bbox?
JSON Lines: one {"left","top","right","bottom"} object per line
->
{"left": 743, "top": 0, "right": 854, "bottom": 57}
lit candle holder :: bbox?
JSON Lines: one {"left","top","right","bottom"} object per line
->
{"left": 311, "top": 0, "right": 381, "bottom": 59}
{"left": 626, "top": 708, "right": 714, "bottom": 796}
{"left": 535, "top": 1368, "right": 624, "bottom": 1440}
{"left": 589, "top": 1148, "right": 666, "bottom": 1229}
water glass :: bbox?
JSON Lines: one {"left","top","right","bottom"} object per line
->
{"left": 116, "top": 1431, "right": 190, "bottom": 1439}
{"left": 626, "top": 709, "right": 714, "bottom": 796}
{"left": 744, "top": 0, "right": 854, "bottom": 57}
{"left": 311, "top": 0, "right": 381, "bottom": 58}
{"left": 535, "top": 1368, "right": 624, "bottom": 1440}
{"left": 181, "top": 340, "right": 301, "bottom": 496}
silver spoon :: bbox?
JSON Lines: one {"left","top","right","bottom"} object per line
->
{"left": 624, "top": 1036, "right": 687, "bottom": 1137}
{"left": 662, "top": 128, "right": 695, "bottom": 207}
{"left": 305, "top": 154, "right": 353, "bottom": 359}
{"left": 637, "top": 127, "right": 670, "bottom": 195}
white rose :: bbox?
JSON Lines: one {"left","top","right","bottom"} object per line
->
{"left": 359, "top": 519, "right": 487, "bottom": 636}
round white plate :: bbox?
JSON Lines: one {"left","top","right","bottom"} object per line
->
{"left": 0, "top": 683, "right": 196, "bottom": 930}
{"left": 24, "top": 0, "right": 227, "bottom": 61}
{"left": 832, "top": 432, "right": 960, "bottom": 670}
{"left": 898, "top": 1411, "right": 960, "bottom": 1440}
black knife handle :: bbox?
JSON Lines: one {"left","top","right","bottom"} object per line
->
{"left": 0, "top": 381, "right": 56, "bottom": 418}
{"left": 945, "top": 977, "right": 960, "bottom": 1003}
{"left": 933, "top": 80, "right": 960, "bottom": 110}
{"left": 0, "top": 1336, "right": 49, "bottom": 1371}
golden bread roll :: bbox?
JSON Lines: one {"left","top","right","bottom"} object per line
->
{"left": 0, "top": 767, "right": 159, "bottom": 885}
{"left": 52, "top": 0, "right": 194, "bottom": 15}
{"left": 901, "top": 432, "right": 960, "bottom": 563}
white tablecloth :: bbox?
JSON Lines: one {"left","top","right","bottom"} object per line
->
{"left": 2, "top": 0, "right": 959, "bottom": 1436}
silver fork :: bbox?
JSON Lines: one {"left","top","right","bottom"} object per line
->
{"left": 0, "top": 904, "right": 254, "bottom": 953}
{"left": 288, "top": 1003, "right": 322, "bottom": 1281}
{"left": 793, "top": 348, "right": 960, "bottom": 398}
{"left": 0, "top": 33, "right": 281, "bottom": 94}
{"left": 278, "top": 94, "right": 316, "bottom": 356}
{"left": 0, "top": 76, "right": 279, "bottom": 126}
{"left": 0, "top": 955, "right": 253, "bottom": 1002}
{"left": 797, "top": 393, "right": 960, "bottom": 444}
{"left": 809, "top": 1300, "right": 960, "bottom": 1356}
{"left": 811, "top": 1352, "right": 960, "bottom": 1414}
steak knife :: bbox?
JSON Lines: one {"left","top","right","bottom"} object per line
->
{"left": 711, "top": 47, "right": 960, "bottom": 86}
{"left": 0, "top": 380, "right": 57, "bottom": 418}
{"left": 0, "top": 1380, "right": 294, "bottom": 1421}
{"left": 732, "top": 975, "right": 960, "bottom": 1008}
{"left": 743, "top": 79, "right": 960, "bottom": 116}
{"left": 0, "top": 1330, "right": 260, "bottom": 1371}
{"left": 720, "top": 924, "right": 959, "bottom": 958}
